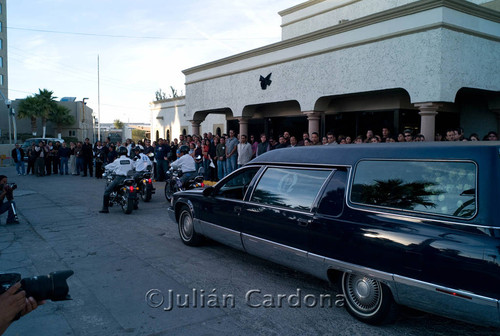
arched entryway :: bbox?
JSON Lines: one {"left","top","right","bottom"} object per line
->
{"left": 316, "top": 89, "right": 416, "bottom": 139}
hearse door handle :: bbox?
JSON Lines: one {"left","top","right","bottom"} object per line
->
{"left": 234, "top": 206, "right": 242, "bottom": 213}
{"left": 297, "top": 218, "right": 312, "bottom": 227}
{"left": 247, "top": 207, "right": 263, "bottom": 213}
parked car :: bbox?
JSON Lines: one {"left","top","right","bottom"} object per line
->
{"left": 167, "top": 142, "right": 500, "bottom": 327}
{"left": 21, "top": 137, "right": 65, "bottom": 160}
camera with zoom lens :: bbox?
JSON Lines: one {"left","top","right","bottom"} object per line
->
{"left": 0, "top": 182, "right": 17, "bottom": 201}
{"left": 0, "top": 270, "right": 74, "bottom": 301}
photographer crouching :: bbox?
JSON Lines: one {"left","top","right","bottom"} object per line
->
{"left": 0, "top": 175, "right": 18, "bottom": 225}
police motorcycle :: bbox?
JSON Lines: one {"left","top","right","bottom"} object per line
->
{"left": 100, "top": 146, "right": 139, "bottom": 214}
{"left": 132, "top": 148, "right": 156, "bottom": 202}
{"left": 134, "top": 168, "right": 155, "bottom": 202}
{"left": 102, "top": 168, "right": 139, "bottom": 214}
{"left": 164, "top": 166, "right": 205, "bottom": 203}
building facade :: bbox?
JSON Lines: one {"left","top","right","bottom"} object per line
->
{"left": 182, "top": 0, "right": 500, "bottom": 141}
{"left": 150, "top": 96, "right": 226, "bottom": 142}
{"left": 0, "top": 0, "right": 7, "bottom": 100}
{"left": 10, "top": 98, "right": 94, "bottom": 142}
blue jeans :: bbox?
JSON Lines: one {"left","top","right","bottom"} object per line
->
{"left": 195, "top": 161, "right": 203, "bottom": 175}
{"left": 202, "top": 159, "right": 211, "bottom": 180}
{"left": 157, "top": 160, "right": 169, "bottom": 181}
{"left": 217, "top": 160, "right": 226, "bottom": 180}
{"left": 15, "top": 161, "right": 25, "bottom": 175}
{"left": 225, "top": 155, "right": 237, "bottom": 175}
{"left": 76, "top": 157, "right": 84, "bottom": 175}
{"left": 60, "top": 157, "right": 69, "bottom": 174}
{"left": 0, "top": 200, "right": 16, "bottom": 223}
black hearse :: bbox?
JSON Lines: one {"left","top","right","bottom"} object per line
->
{"left": 167, "top": 142, "right": 500, "bottom": 327}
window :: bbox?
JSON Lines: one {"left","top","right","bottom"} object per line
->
{"left": 216, "top": 167, "right": 260, "bottom": 200}
{"left": 251, "top": 168, "right": 331, "bottom": 211}
{"left": 0, "top": 21, "right": 2, "bottom": 32}
{"left": 0, "top": 56, "right": 3, "bottom": 67}
{"left": 317, "top": 169, "right": 347, "bottom": 217}
{"left": 0, "top": 39, "right": 2, "bottom": 49}
{"left": 350, "top": 160, "right": 476, "bottom": 218}
{"left": 0, "top": 75, "right": 3, "bottom": 86}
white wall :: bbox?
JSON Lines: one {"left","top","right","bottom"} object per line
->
{"left": 280, "top": 0, "right": 496, "bottom": 40}
{"left": 150, "top": 97, "right": 227, "bottom": 142}
{"left": 184, "top": 3, "right": 500, "bottom": 119}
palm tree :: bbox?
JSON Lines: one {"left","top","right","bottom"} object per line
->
{"left": 36, "top": 89, "right": 58, "bottom": 138}
{"left": 49, "top": 105, "right": 75, "bottom": 138}
{"left": 17, "top": 96, "right": 41, "bottom": 136}
{"left": 114, "top": 119, "right": 124, "bottom": 130}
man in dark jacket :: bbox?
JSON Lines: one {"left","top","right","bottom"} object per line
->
{"left": 11, "top": 144, "right": 25, "bottom": 176}
{"left": 257, "top": 134, "right": 269, "bottom": 156}
{"left": 58, "top": 142, "right": 71, "bottom": 175}
{"left": 155, "top": 139, "right": 170, "bottom": 181}
{"left": 81, "top": 138, "right": 93, "bottom": 177}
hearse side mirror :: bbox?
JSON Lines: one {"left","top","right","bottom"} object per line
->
{"left": 203, "top": 186, "right": 215, "bottom": 197}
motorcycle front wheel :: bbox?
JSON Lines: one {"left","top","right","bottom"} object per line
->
{"left": 164, "top": 180, "right": 177, "bottom": 202}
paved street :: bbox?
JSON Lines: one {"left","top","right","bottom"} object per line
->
{"left": 0, "top": 165, "right": 497, "bottom": 336}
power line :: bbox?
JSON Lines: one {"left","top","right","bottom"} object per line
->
{"left": 8, "top": 47, "right": 156, "bottom": 94}
{"left": 7, "top": 26, "right": 278, "bottom": 41}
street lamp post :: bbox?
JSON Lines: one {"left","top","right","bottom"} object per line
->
{"left": 5, "top": 99, "right": 11, "bottom": 145}
{"left": 82, "top": 97, "right": 88, "bottom": 140}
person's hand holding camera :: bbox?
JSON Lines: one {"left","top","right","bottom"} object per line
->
{"left": 0, "top": 282, "right": 45, "bottom": 334}
{"left": 0, "top": 283, "right": 25, "bottom": 328}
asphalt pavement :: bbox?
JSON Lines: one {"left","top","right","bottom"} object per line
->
{"left": 0, "top": 165, "right": 497, "bottom": 336}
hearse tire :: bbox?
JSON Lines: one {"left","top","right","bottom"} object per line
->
{"left": 178, "top": 206, "right": 203, "bottom": 246}
{"left": 341, "top": 272, "right": 398, "bottom": 325}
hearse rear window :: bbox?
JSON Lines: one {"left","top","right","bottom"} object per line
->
{"left": 350, "top": 160, "right": 476, "bottom": 218}
{"left": 251, "top": 168, "right": 331, "bottom": 211}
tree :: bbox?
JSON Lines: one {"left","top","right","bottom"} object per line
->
{"left": 169, "top": 86, "right": 178, "bottom": 98}
{"left": 17, "top": 96, "right": 41, "bottom": 136}
{"left": 154, "top": 86, "right": 183, "bottom": 101}
{"left": 49, "top": 105, "right": 75, "bottom": 138}
{"left": 155, "top": 88, "right": 167, "bottom": 101}
{"left": 36, "top": 89, "right": 58, "bottom": 138}
{"left": 131, "top": 129, "right": 146, "bottom": 142}
{"left": 114, "top": 119, "right": 124, "bottom": 130}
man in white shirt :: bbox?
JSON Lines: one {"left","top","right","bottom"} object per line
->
{"left": 133, "top": 147, "right": 152, "bottom": 172}
{"left": 237, "top": 135, "right": 253, "bottom": 168}
{"left": 170, "top": 145, "right": 196, "bottom": 186}
{"left": 99, "top": 146, "right": 135, "bottom": 213}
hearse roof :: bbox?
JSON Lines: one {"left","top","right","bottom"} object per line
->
{"left": 249, "top": 142, "right": 500, "bottom": 167}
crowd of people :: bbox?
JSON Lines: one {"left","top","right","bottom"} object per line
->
{"left": 8, "top": 128, "right": 499, "bottom": 181}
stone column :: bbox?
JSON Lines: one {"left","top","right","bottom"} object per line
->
{"left": 303, "top": 111, "right": 322, "bottom": 136}
{"left": 238, "top": 117, "right": 250, "bottom": 138}
{"left": 492, "top": 109, "right": 500, "bottom": 134}
{"left": 189, "top": 120, "right": 201, "bottom": 136}
{"left": 415, "top": 103, "right": 441, "bottom": 142}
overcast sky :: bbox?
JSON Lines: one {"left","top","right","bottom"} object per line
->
{"left": 7, "top": 0, "right": 302, "bottom": 123}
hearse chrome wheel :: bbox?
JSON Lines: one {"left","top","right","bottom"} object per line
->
{"left": 177, "top": 206, "right": 202, "bottom": 246}
{"left": 341, "top": 272, "right": 397, "bottom": 324}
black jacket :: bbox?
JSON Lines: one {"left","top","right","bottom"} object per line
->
{"left": 11, "top": 148, "right": 25, "bottom": 163}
